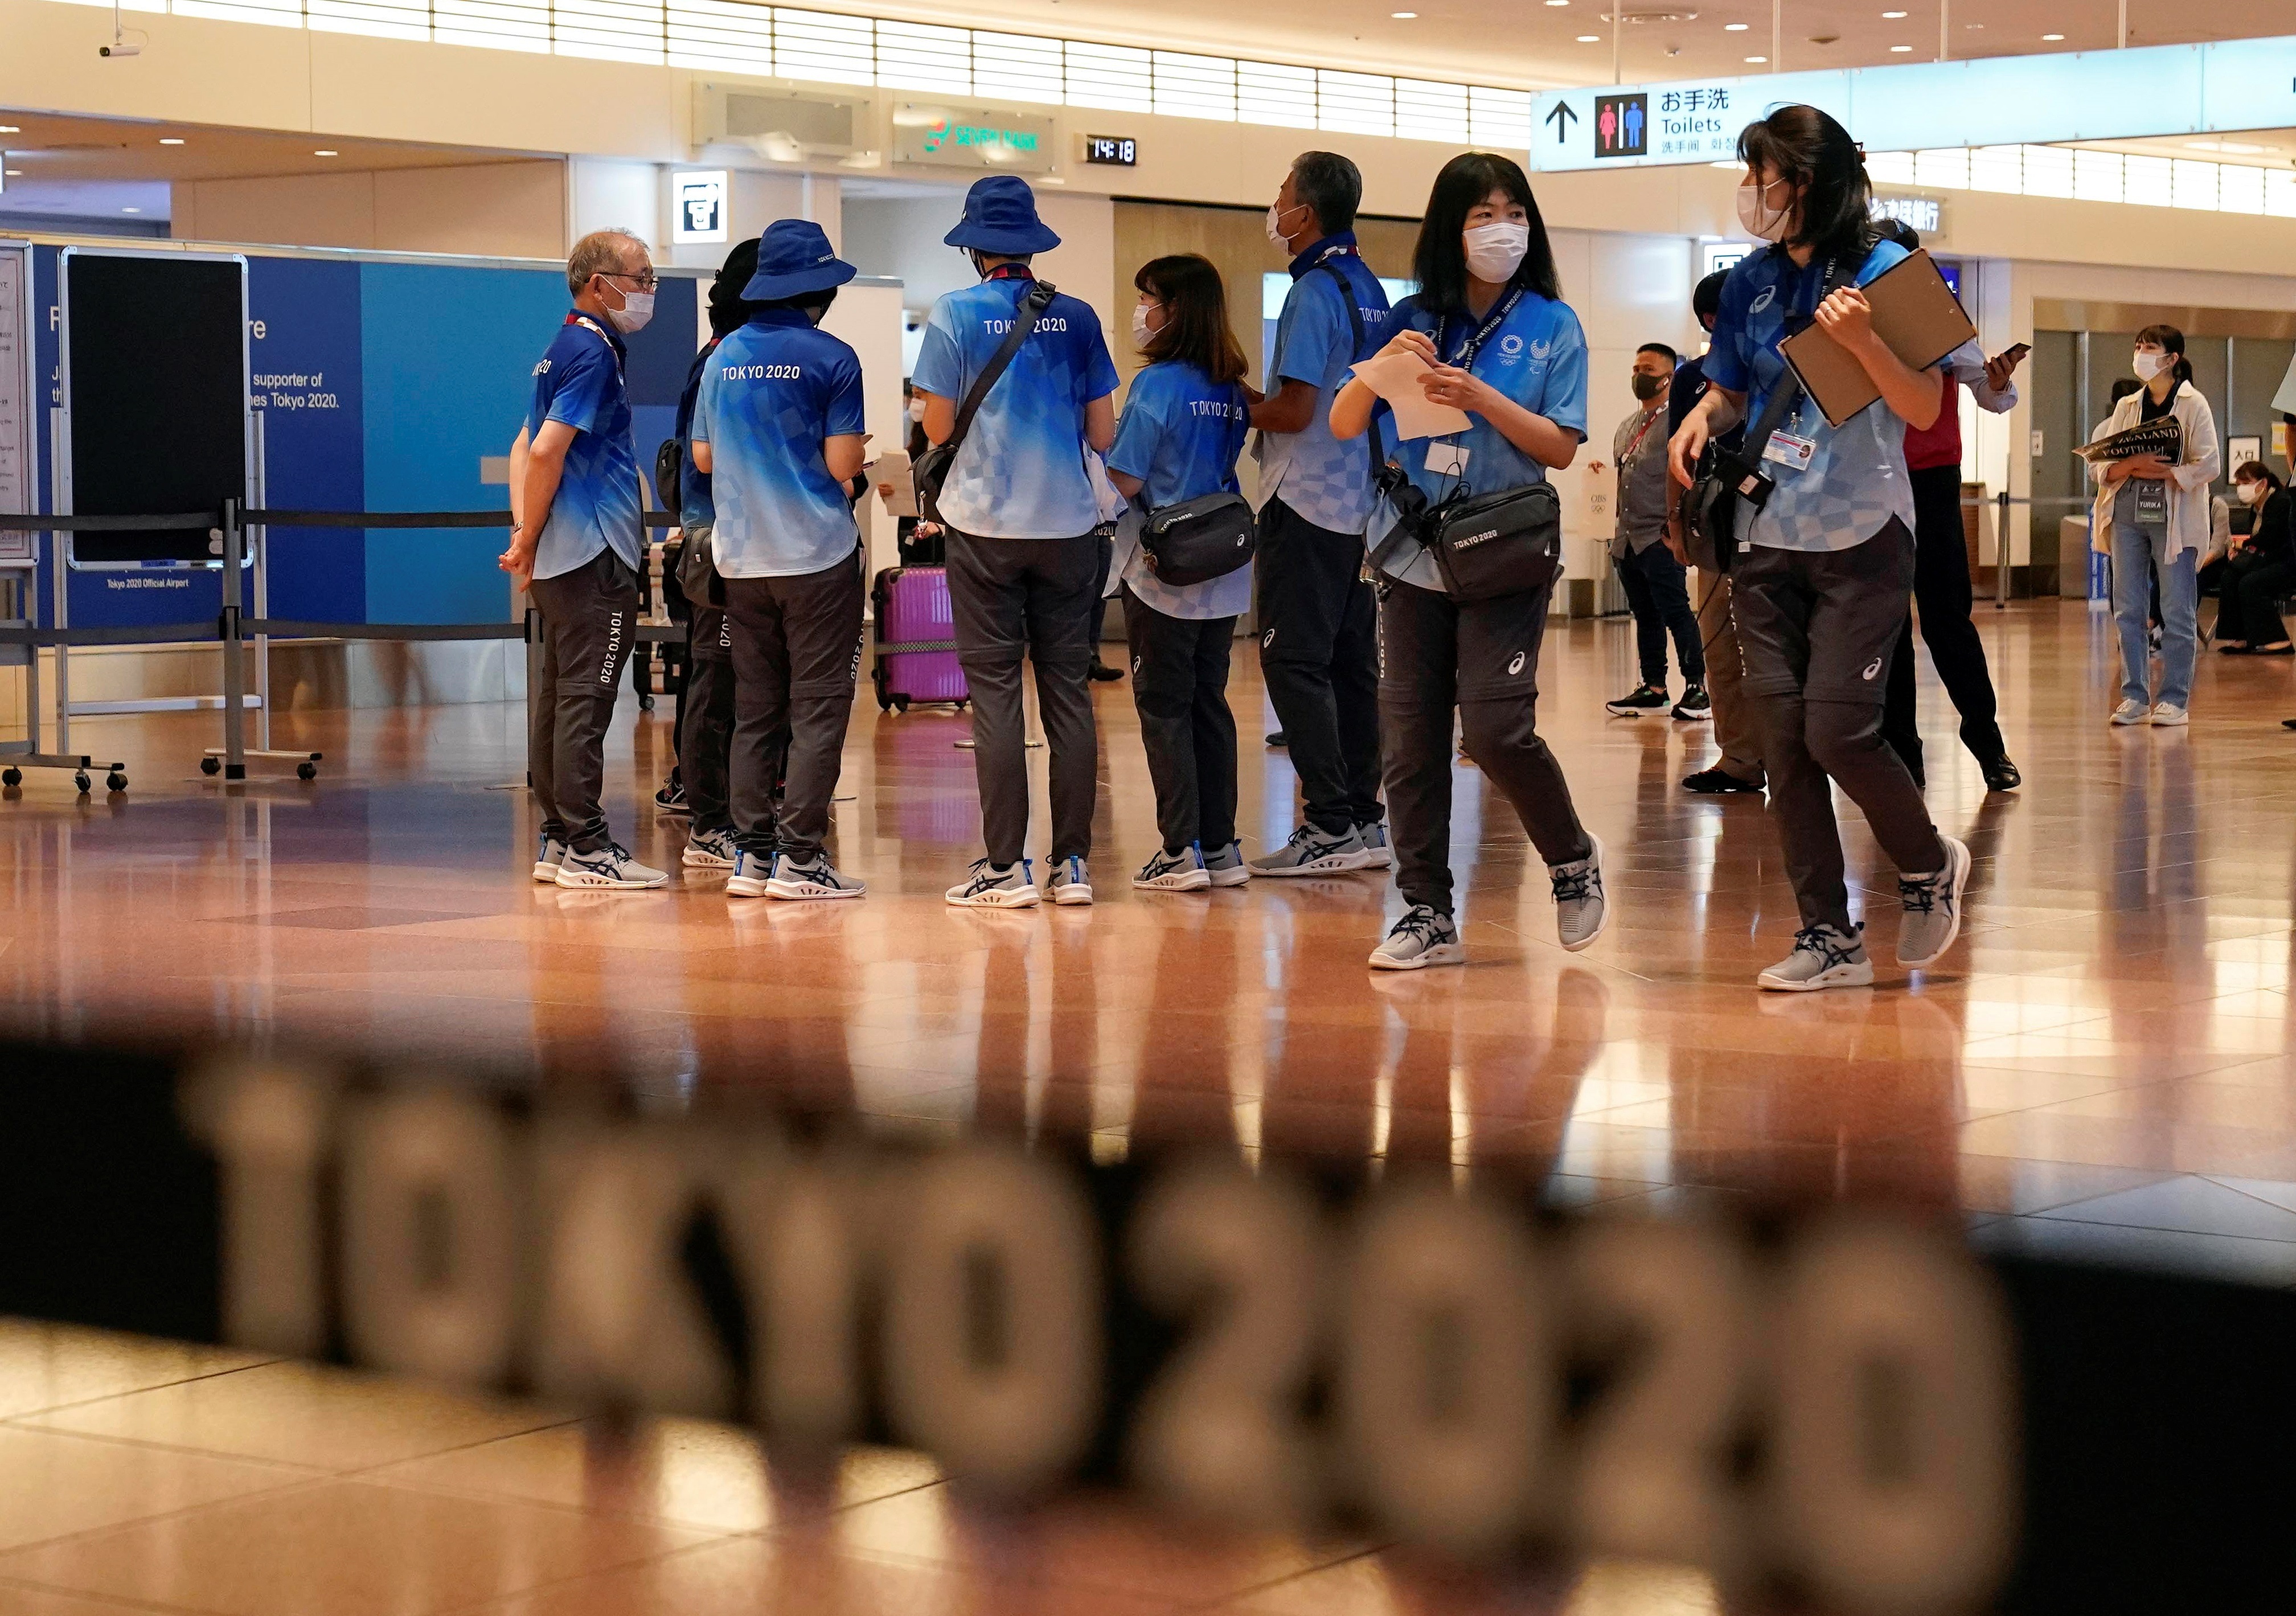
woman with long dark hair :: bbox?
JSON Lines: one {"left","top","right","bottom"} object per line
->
{"left": 1329, "top": 151, "right": 1609, "bottom": 969}
{"left": 2090, "top": 323, "right": 2221, "bottom": 716}
{"left": 1105, "top": 253, "right": 1260, "bottom": 890}
{"left": 1666, "top": 105, "right": 1971, "bottom": 991}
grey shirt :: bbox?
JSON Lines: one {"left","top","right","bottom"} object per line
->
{"left": 1611, "top": 403, "right": 1671, "bottom": 555}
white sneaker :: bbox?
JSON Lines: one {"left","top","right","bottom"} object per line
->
{"left": 1048, "top": 855, "right": 1094, "bottom": 906}
{"left": 1549, "top": 832, "right": 1609, "bottom": 953}
{"left": 1249, "top": 822, "right": 1372, "bottom": 877}
{"left": 725, "top": 846, "right": 773, "bottom": 898}
{"left": 2109, "top": 698, "right": 2151, "bottom": 725}
{"left": 555, "top": 842, "right": 669, "bottom": 890}
{"left": 681, "top": 827, "right": 737, "bottom": 869}
{"left": 531, "top": 831, "right": 568, "bottom": 883}
{"left": 1203, "top": 842, "right": 1252, "bottom": 888}
{"left": 2150, "top": 702, "right": 2190, "bottom": 727}
{"left": 1368, "top": 905, "right": 1465, "bottom": 970}
{"left": 946, "top": 857, "right": 1039, "bottom": 908}
{"left": 1757, "top": 923, "right": 1875, "bottom": 992}
{"left": 765, "top": 851, "right": 866, "bottom": 901}
{"left": 1354, "top": 821, "right": 1392, "bottom": 869}
{"left": 1896, "top": 833, "right": 1971, "bottom": 969}
{"left": 1134, "top": 844, "right": 1212, "bottom": 891}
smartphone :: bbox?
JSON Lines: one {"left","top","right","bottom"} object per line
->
{"left": 1995, "top": 342, "right": 2032, "bottom": 369}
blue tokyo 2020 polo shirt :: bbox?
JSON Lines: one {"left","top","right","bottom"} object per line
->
{"left": 1259, "top": 234, "right": 1392, "bottom": 535}
{"left": 1702, "top": 238, "right": 1924, "bottom": 555}
{"left": 524, "top": 312, "right": 644, "bottom": 582}
{"left": 1366, "top": 288, "right": 1589, "bottom": 592}
{"left": 692, "top": 309, "right": 868, "bottom": 579}
{"left": 913, "top": 272, "right": 1120, "bottom": 540}
{"left": 1106, "top": 357, "right": 1253, "bottom": 620}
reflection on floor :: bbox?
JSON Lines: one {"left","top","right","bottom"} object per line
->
{"left": 2, "top": 599, "right": 2294, "bottom": 1610}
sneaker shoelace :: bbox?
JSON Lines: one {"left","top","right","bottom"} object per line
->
{"left": 1897, "top": 870, "right": 1946, "bottom": 914}
{"left": 1551, "top": 862, "right": 1600, "bottom": 904}
{"left": 1790, "top": 926, "right": 1859, "bottom": 968}
{"left": 1388, "top": 907, "right": 1451, "bottom": 949}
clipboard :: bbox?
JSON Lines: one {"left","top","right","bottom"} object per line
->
{"left": 1777, "top": 249, "right": 1978, "bottom": 429}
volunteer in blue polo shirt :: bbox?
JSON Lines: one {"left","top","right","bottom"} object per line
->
{"left": 1331, "top": 151, "right": 1608, "bottom": 971}
{"left": 1668, "top": 105, "right": 1970, "bottom": 991}
{"left": 502, "top": 228, "right": 665, "bottom": 892}
{"left": 1250, "top": 150, "right": 1392, "bottom": 879}
{"left": 1105, "top": 252, "right": 1259, "bottom": 893}
{"left": 914, "top": 176, "right": 1121, "bottom": 910}
{"left": 691, "top": 219, "right": 870, "bottom": 903}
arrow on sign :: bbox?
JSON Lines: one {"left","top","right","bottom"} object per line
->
{"left": 1545, "top": 101, "right": 1578, "bottom": 142}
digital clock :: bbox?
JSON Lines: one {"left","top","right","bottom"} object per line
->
{"left": 1084, "top": 134, "right": 1137, "bottom": 166}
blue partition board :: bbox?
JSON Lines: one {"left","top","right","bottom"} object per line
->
{"left": 250, "top": 256, "right": 366, "bottom": 625}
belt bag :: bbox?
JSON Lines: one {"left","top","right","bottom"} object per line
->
{"left": 1141, "top": 490, "right": 1256, "bottom": 586}
{"left": 1425, "top": 482, "right": 1561, "bottom": 604}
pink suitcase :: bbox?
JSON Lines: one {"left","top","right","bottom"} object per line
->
{"left": 871, "top": 565, "right": 969, "bottom": 712}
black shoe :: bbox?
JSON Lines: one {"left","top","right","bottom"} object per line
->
{"left": 1682, "top": 765, "right": 1764, "bottom": 794}
{"left": 1671, "top": 684, "right": 1712, "bottom": 720}
{"left": 654, "top": 781, "right": 692, "bottom": 818}
{"left": 1089, "top": 661, "right": 1125, "bottom": 682}
{"left": 1980, "top": 753, "right": 2022, "bottom": 792}
{"left": 1265, "top": 731, "right": 1289, "bottom": 748}
{"left": 1606, "top": 683, "right": 1670, "bottom": 716}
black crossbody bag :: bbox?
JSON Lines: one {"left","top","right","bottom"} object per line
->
{"left": 1682, "top": 248, "right": 1848, "bottom": 574}
{"left": 1138, "top": 384, "right": 1255, "bottom": 586}
{"left": 913, "top": 279, "right": 1059, "bottom": 526}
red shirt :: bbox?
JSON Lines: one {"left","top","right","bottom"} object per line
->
{"left": 1904, "top": 372, "right": 1961, "bottom": 472}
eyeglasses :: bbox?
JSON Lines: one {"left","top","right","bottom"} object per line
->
{"left": 602, "top": 269, "right": 660, "bottom": 292}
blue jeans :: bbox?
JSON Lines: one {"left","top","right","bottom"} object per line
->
{"left": 2110, "top": 521, "right": 2196, "bottom": 708}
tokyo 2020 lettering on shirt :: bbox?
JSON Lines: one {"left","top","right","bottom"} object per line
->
{"left": 913, "top": 273, "right": 1120, "bottom": 540}
{"left": 524, "top": 313, "right": 645, "bottom": 581}
{"left": 1258, "top": 235, "right": 1392, "bottom": 535}
{"left": 692, "top": 310, "right": 867, "bottom": 578}
{"left": 1106, "top": 358, "right": 1253, "bottom": 620}
{"left": 1366, "top": 289, "right": 1589, "bottom": 592}
{"left": 1703, "top": 237, "right": 1928, "bottom": 555}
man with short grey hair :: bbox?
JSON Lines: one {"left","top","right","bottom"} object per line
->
{"left": 501, "top": 228, "right": 665, "bottom": 889}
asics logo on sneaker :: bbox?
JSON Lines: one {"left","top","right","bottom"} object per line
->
{"left": 1863, "top": 657, "right": 1883, "bottom": 680}
{"left": 1507, "top": 651, "right": 1526, "bottom": 676}
{"left": 1262, "top": 628, "right": 1276, "bottom": 649}
{"left": 1133, "top": 655, "right": 1142, "bottom": 674}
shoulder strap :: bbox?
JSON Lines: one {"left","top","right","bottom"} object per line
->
{"left": 1739, "top": 249, "right": 1855, "bottom": 465}
{"left": 1314, "top": 260, "right": 1384, "bottom": 500}
{"left": 948, "top": 280, "right": 1058, "bottom": 457}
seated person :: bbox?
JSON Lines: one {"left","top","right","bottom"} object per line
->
{"left": 2214, "top": 461, "right": 2295, "bottom": 654}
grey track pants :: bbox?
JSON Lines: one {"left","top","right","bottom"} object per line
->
{"left": 528, "top": 547, "right": 641, "bottom": 854}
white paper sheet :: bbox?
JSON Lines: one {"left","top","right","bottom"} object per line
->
{"left": 2272, "top": 351, "right": 2296, "bottom": 420}
{"left": 1348, "top": 351, "right": 1472, "bottom": 442}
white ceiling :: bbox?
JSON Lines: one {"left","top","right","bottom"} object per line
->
{"left": 855, "top": 0, "right": 2296, "bottom": 92}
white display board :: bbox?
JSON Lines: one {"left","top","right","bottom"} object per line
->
{"left": 817, "top": 276, "right": 909, "bottom": 582}
{"left": 0, "top": 243, "right": 29, "bottom": 563}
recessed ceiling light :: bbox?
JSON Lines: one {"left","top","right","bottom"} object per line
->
{"left": 2042, "top": 31, "right": 2064, "bottom": 39}
{"left": 314, "top": 149, "right": 338, "bottom": 157}
{"left": 1578, "top": 32, "right": 1601, "bottom": 40}
{"left": 1890, "top": 43, "right": 1912, "bottom": 51}
{"left": 159, "top": 137, "right": 184, "bottom": 145}
{"left": 1881, "top": 9, "right": 1906, "bottom": 15}
{"left": 122, "top": 207, "right": 141, "bottom": 214}
{"left": 0, "top": 126, "right": 18, "bottom": 135}
{"left": 1545, "top": 1, "right": 1568, "bottom": 7}
{"left": 3, "top": 170, "right": 20, "bottom": 178}
{"left": 1744, "top": 53, "right": 1766, "bottom": 61}
{"left": 1724, "top": 20, "right": 1748, "bottom": 27}
{"left": 1390, "top": 9, "right": 1416, "bottom": 15}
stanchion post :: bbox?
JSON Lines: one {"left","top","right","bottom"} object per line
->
{"left": 219, "top": 499, "right": 247, "bottom": 781}
{"left": 1995, "top": 487, "right": 2012, "bottom": 610}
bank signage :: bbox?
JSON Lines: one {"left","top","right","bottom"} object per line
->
{"left": 892, "top": 104, "right": 1057, "bottom": 174}
{"left": 1530, "top": 37, "right": 2296, "bottom": 171}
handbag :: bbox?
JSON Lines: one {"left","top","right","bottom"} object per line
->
{"left": 912, "top": 280, "right": 1059, "bottom": 526}
{"left": 1424, "top": 482, "right": 1563, "bottom": 604}
{"left": 1141, "top": 489, "right": 1256, "bottom": 586}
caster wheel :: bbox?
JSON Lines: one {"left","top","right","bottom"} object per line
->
{"left": 639, "top": 694, "right": 656, "bottom": 712}
{"left": 200, "top": 756, "right": 222, "bottom": 776}
{"left": 106, "top": 772, "right": 128, "bottom": 793}
{"left": 73, "top": 772, "right": 91, "bottom": 794}
{"left": 954, "top": 699, "right": 969, "bottom": 711}
{"left": 296, "top": 762, "right": 318, "bottom": 782}
{"left": 892, "top": 694, "right": 911, "bottom": 713}
{"left": 1, "top": 768, "right": 19, "bottom": 788}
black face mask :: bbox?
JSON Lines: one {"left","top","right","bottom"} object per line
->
{"left": 1631, "top": 372, "right": 1666, "bottom": 401}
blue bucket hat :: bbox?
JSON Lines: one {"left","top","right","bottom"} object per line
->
{"left": 943, "top": 175, "right": 1061, "bottom": 255}
{"left": 741, "top": 219, "right": 858, "bottom": 301}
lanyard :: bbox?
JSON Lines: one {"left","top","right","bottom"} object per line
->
{"left": 1620, "top": 404, "right": 1663, "bottom": 467}
{"left": 986, "top": 263, "right": 1036, "bottom": 282}
{"left": 1437, "top": 288, "right": 1525, "bottom": 368}
{"left": 566, "top": 313, "right": 625, "bottom": 379}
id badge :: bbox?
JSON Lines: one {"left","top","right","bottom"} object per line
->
{"left": 2134, "top": 476, "right": 2169, "bottom": 527}
{"left": 1762, "top": 431, "right": 1816, "bottom": 474}
{"left": 1425, "top": 442, "right": 1469, "bottom": 478}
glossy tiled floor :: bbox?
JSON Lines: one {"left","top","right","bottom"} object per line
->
{"left": 2, "top": 599, "right": 2295, "bottom": 1611}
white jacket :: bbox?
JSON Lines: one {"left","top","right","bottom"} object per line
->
{"left": 2088, "top": 380, "right": 2221, "bottom": 560}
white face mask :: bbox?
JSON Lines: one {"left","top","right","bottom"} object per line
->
{"left": 605, "top": 289, "right": 654, "bottom": 334}
{"left": 1266, "top": 199, "right": 1308, "bottom": 245}
{"left": 1736, "top": 178, "right": 1794, "bottom": 243}
{"left": 2238, "top": 479, "right": 2264, "bottom": 506}
{"left": 907, "top": 397, "right": 926, "bottom": 422}
{"left": 1463, "top": 221, "right": 1530, "bottom": 284}
{"left": 1129, "top": 302, "right": 1158, "bottom": 347}
{"left": 2133, "top": 350, "right": 2169, "bottom": 381}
